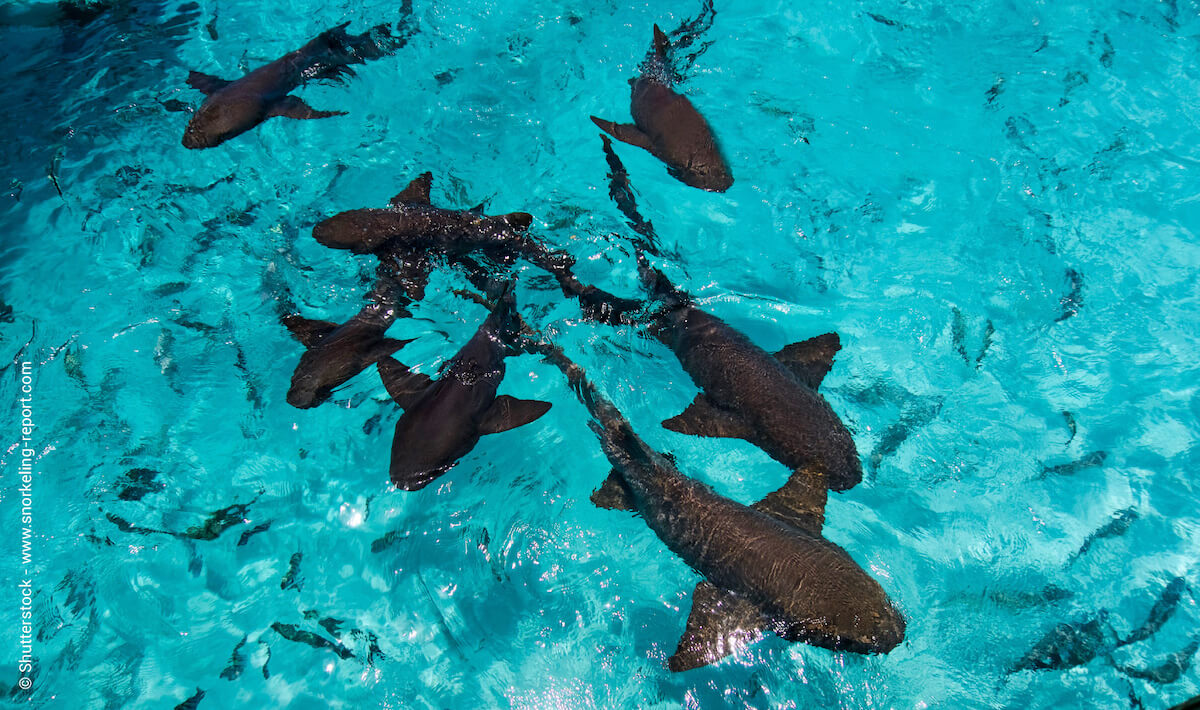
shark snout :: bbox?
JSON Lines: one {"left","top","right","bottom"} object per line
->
{"left": 285, "top": 381, "right": 324, "bottom": 409}
{"left": 181, "top": 123, "right": 218, "bottom": 150}
{"left": 181, "top": 130, "right": 204, "bottom": 149}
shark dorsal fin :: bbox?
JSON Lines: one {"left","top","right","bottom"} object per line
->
{"left": 591, "top": 469, "right": 636, "bottom": 511}
{"left": 478, "top": 395, "right": 551, "bottom": 435}
{"left": 668, "top": 581, "right": 766, "bottom": 672}
{"left": 378, "top": 356, "right": 432, "bottom": 409}
{"left": 186, "top": 70, "right": 231, "bottom": 96}
{"left": 774, "top": 332, "right": 841, "bottom": 390}
{"left": 662, "top": 394, "right": 754, "bottom": 440}
{"left": 652, "top": 24, "right": 670, "bottom": 58}
{"left": 389, "top": 172, "right": 433, "bottom": 207}
{"left": 501, "top": 211, "right": 533, "bottom": 231}
{"left": 751, "top": 466, "right": 828, "bottom": 536}
{"left": 282, "top": 315, "right": 339, "bottom": 347}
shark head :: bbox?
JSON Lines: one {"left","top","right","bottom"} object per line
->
{"left": 667, "top": 157, "right": 734, "bottom": 193}
{"left": 285, "top": 364, "right": 331, "bottom": 409}
{"left": 388, "top": 411, "right": 470, "bottom": 491}
{"left": 182, "top": 96, "right": 263, "bottom": 149}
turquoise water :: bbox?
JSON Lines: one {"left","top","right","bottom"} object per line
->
{"left": 2, "top": 0, "right": 1199, "bottom": 707}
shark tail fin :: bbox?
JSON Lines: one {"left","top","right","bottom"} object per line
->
{"left": 474, "top": 279, "right": 524, "bottom": 349}
{"left": 315, "top": 20, "right": 397, "bottom": 70}
{"left": 635, "top": 250, "right": 687, "bottom": 307}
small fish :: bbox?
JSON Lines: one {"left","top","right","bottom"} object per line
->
{"left": 869, "top": 398, "right": 943, "bottom": 470}
{"left": 1013, "top": 578, "right": 1190, "bottom": 673}
{"left": 236, "top": 521, "right": 272, "bottom": 547}
{"left": 1040, "top": 450, "right": 1107, "bottom": 477}
{"left": 115, "top": 468, "right": 164, "bottom": 501}
{"left": 1071, "top": 507, "right": 1138, "bottom": 561}
{"left": 281, "top": 552, "right": 303, "bottom": 591}
{"left": 1057, "top": 268, "right": 1084, "bottom": 322}
{"left": 370, "top": 530, "right": 408, "bottom": 553}
{"left": 1118, "top": 639, "right": 1199, "bottom": 684}
{"left": 1011, "top": 613, "right": 1117, "bottom": 672}
{"left": 260, "top": 642, "right": 271, "bottom": 679}
{"left": 1123, "top": 577, "right": 1188, "bottom": 645}
{"left": 985, "top": 584, "right": 1075, "bottom": 610}
{"left": 219, "top": 635, "right": 248, "bottom": 681}
{"left": 182, "top": 502, "right": 250, "bottom": 541}
{"left": 174, "top": 688, "right": 205, "bottom": 710}
{"left": 1062, "top": 410, "right": 1077, "bottom": 443}
{"left": 270, "top": 622, "right": 354, "bottom": 659}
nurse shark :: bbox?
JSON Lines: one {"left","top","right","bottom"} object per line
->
{"left": 531, "top": 339, "right": 904, "bottom": 670}
{"left": 182, "top": 20, "right": 409, "bottom": 148}
{"left": 282, "top": 279, "right": 412, "bottom": 409}
{"left": 311, "top": 172, "right": 575, "bottom": 281}
{"left": 564, "top": 251, "right": 863, "bottom": 491}
{"left": 377, "top": 286, "right": 550, "bottom": 490}
{"left": 590, "top": 25, "right": 732, "bottom": 192}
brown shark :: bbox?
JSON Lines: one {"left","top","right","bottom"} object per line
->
{"left": 626, "top": 253, "right": 862, "bottom": 491}
{"left": 282, "top": 280, "right": 412, "bottom": 409}
{"left": 533, "top": 341, "right": 904, "bottom": 671}
{"left": 590, "top": 25, "right": 733, "bottom": 192}
{"left": 549, "top": 252, "right": 861, "bottom": 490}
{"left": 183, "top": 22, "right": 398, "bottom": 149}
{"left": 378, "top": 287, "right": 551, "bottom": 491}
{"left": 311, "top": 172, "right": 575, "bottom": 279}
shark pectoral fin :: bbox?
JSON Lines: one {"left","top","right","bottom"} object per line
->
{"left": 467, "top": 201, "right": 487, "bottom": 215}
{"left": 388, "top": 172, "right": 433, "bottom": 207}
{"left": 663, "top": 395, "right": 753, "bottom": 439}
{"left": 774, "top": 332, "right": 841, "bottom": 390}
{"left": 590, "top": 469, "right": 635, "bottom": 511}
{"left": 752, "top": 465, "right": 828, "bottom": 535}
{"left": 365, "top": 337, "right": 414, "bottom": 365}
{"left": 378, "top": 356, "right": 431, "bottom": 408}
{"left": 668, "top": 582, "right": 766, "bottom": 673}
{"left": 478, "top": 395, "right": 552, "bottom": 435}
{"left": 269, "top": 95, "right": 346, "bottom": 120}
{"left": 281, "top": 315, "right": 339, "bottom": 347}
{"left": 186, "top": 70, "right": 231, "bottom": 95}
{"left": 590, "top": 116, "right": 654, "bottom": 152}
